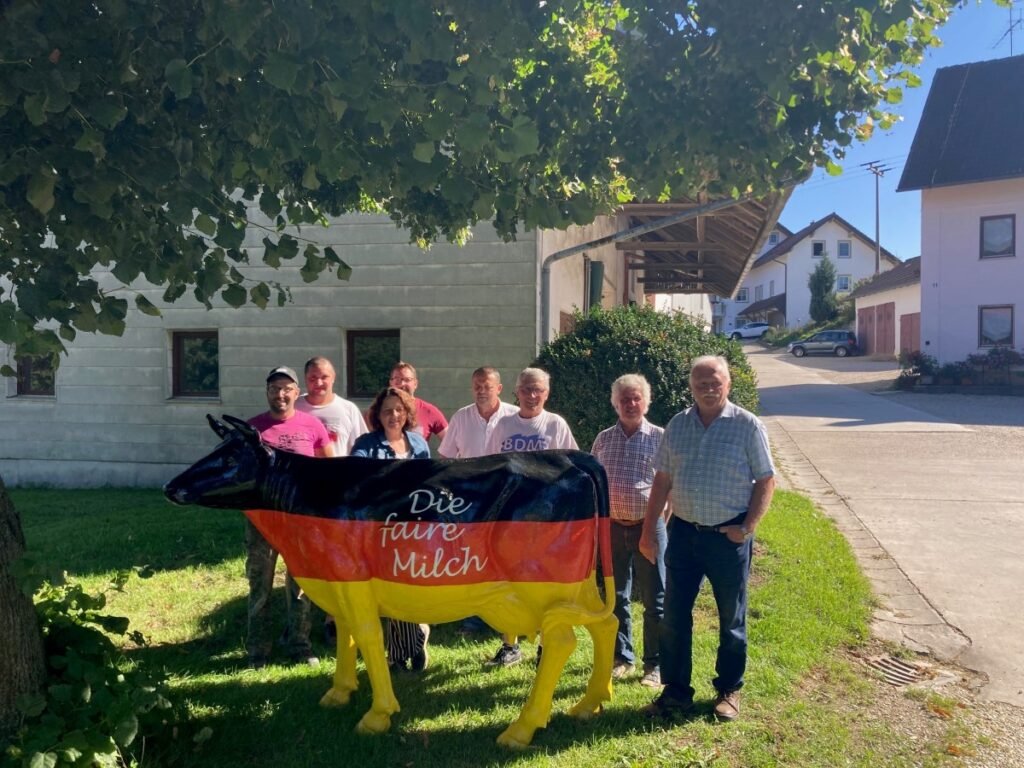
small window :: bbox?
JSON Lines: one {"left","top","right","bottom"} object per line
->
{"left": 812, "top": 240, "right": 825, "bottom": 257}
{"left": 836, "top": 275, "right": 851, "bottom": 292}
{"left": 980, "top": 215, "right": 1015, "bottom": 259}
{"left": 754, "top": 285, "right": 764, "bottom": 302}
{"left": 979, "top": 305, "right": 1014, "bottom": 347}
{"left": 838, "top": 240, "right": 852, "bottom": 258}
{"left": 16, "top": 353, "right": 56, "bottom": 396}
{"left": 769, "top": 279, "right": 775, "bottom": 297}
{"left": 736, "top": 288, "right": 748, "bottom": 303}
{"left": 768, "top": 232, "right": 780, "bottom": 245}
{"left": 346, "top": 329, "right": 400, "bottom": 398}
{"left": 172, "top": 331, "right": 219, "bottom": 397}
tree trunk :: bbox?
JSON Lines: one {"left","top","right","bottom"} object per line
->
{"left": 0, "top": 474, "right": 45, "bottom": 737}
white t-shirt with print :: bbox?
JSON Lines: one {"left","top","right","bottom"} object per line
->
{"left": 484, "top": 411, "right": 578, "bottom": 454}
{"left": 296, "top": 394, "right": 368, "bottom": 456}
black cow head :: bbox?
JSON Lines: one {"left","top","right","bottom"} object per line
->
{"left": 163, "top": 415, "right": 271, "bottom": 509}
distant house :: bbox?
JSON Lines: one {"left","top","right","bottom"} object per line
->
{"left": 717, "top": 213, "right": 899, "bottom": 335}
{"left": 897, "top": 55, "right": 1024, "bottom": 364}
{"left": 849, "top": 257, "right": 921, "bottom": 357}
{"left": 2, "top": 194, "right": 784, "bottom": 487}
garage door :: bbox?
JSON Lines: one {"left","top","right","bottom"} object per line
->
{"left": 858, "top": 307, "right": 876, "bottom": 356}
{"left": 900, "top": 312, "right": 921, "bottom": 356}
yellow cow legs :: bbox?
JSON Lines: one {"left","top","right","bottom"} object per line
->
{"left": 319, "top": 623, "right": 358, "bottom": 707}
{"left": 569, "top": 612, "right": 616, "bottom": 718}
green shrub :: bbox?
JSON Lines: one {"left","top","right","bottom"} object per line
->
{"left": 5, "top": 567, "right": 178, "bottom": 768}
{"left": 533, "top": 305, "right": 759, "bottom": 448}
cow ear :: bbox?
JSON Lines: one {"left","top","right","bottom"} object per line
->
{"left": 222, "top": 414, "right": 261, "bottom": 444}
{"left": 207, "top": 414, "right": 231, "bottom": 439}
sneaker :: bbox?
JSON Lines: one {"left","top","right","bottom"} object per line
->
{"left": 485, "top": 643, "right": 523, "bottom": 667}
{"left": 410, "top": 624, "right": 430, "bottom": 671}
{"left": 611, "top": 661, "right": 636, "bottom": 680}
{"left": 713, "top": 690, "right": 741, "bottom": 721}
{"left": 291, "top": 653, "right": 320, "bottom": 667}
{"left": 640, "top": 666, "right": 662, "bottom": 688}
{"left": 641, "top": 692, "right": 694, "bottom": 719}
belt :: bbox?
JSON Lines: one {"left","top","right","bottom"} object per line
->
{"left": 678, "top": 516, "right": 744, "bottom": 533}
{"left": 612, "top": 519, "right": 644, "bottom": 527}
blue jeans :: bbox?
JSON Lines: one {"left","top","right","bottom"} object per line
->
{"left": 660, "top": 516, "right": 751, "bottom": 701}
{"left": 611, "top": 518, "right": 666, "bottom": 668}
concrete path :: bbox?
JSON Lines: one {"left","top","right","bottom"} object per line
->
{"left": 746, "top": 345, "right": 1024, "bottom": 707}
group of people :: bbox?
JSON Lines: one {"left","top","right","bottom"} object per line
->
{"left": 243, "top": 354, "right": 775, "bottom": 723}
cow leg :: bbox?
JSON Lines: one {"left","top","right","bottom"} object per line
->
{"left": 497, "top": 623, "right": 576, "bottom": 748}
{"left": 569, "top": 613, "right": 617, "bottom": 719}
{"left": 351, "top": 615, "right": 401, "bottom": 734}
{"left": 319, "top": 624, "right": 358, "bottom": 708}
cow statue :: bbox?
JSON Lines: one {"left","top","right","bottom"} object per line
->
{"left": 164, "top": 415, "right": 617, "bottom": 748}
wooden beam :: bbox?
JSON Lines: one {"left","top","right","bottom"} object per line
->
{"left": 616, "top": 241, "right": 725, "bottom": 252}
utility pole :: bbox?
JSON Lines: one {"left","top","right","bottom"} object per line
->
{"left": 862, "top": 161, "right": 893, "bottom": 274}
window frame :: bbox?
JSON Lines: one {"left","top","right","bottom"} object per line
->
{"left": 811, "top": 240, "right": 826, "bottom": 258}
{"left": 753, "top": 285, "right": 764, "bottom": 302}
{"left": 346, "top": 329, "right": 401, "bottom": 398}
{"left": 767, "top": 232, "right": 780, "bottom": 246}
{"left": 837, "top": 240, "right": 852, "bottom": 259}
{"left": 735, "top": 287, "right": 748, "bottom": 303}
{"left": 836, "top": 274, "right": 852, "bottom": 292}
{"left": 15, "top": 353, "right": 56, "bottom": 396}
{"left": 980, "top": 214, "right": 1015, "bottom": 260}
{"left": 978, "top": 305, "right": 1014, "bottom": 347}
{"left": 172, "top": 330, "right": 220, "bottom": 398}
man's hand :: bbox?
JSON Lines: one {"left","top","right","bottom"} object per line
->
{"left": 719, "top": 524, "right": 751, "bottom": 545}
{"left": 639, "top": 522, "right": 659, "bottom": 564}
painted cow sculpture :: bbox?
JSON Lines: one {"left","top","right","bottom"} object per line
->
{"left": 164, "top": 415, "right": 616, "bottom": 747}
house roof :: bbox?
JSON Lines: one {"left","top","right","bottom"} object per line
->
{"left": 617, "top": 187, "right": 793, "bottom": 298}
{"left": 737, "top": 292, "right": 786, "bottom": 318}
{"left": 848, "top": 257, "right": 920, "bottom": 300}
{"left": 898, "top": 55, "right": 1024, "bottom": 192}
{"left": 750, "top": 212, "right": 899, "bottom": 270}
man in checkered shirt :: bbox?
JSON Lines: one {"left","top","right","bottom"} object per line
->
{"left": 640, "top": 355, "right": 775, "bottom": 723}
{"left": 591, "top": 374, "right": 667, "bottom": 689}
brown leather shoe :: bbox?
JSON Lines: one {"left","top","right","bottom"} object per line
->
{"left": 713, "top": 690, "right": 740, "bottom": 721}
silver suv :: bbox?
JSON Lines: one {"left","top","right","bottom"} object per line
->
{"left": 788, "top": 330, "right": 859, "bottom": 357}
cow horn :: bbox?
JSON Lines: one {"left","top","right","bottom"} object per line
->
{"left": 222, "top": 414, "right": 261, "bottom": 442}
{"left": 207, "top": 414, "right": 231, "bottom": 439}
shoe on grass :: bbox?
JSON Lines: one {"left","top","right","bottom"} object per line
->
{"left": 611, "top": 661, "right": 636, "bottom": 680}
{"left": 640, "top": 666, "right": 662, "bottom": 688}
{"left": 641, "top": 692, "right": 694, "bottom": 719}
{"left": 485, "top": 642, "right": 523, "bottom": 667}
{"left": 411, "top": 624, "right": 430, "bottom": 671}
{"left": 713, "top": 690, "right": 741, "bottom": 721}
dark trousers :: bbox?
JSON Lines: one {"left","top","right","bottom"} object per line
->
{"left": 660, "top": 516, "right": 752, "bottom": 702}
{"left": 611, "top": 518, "right": 666, "bottom": 668}
{"left": 245, "top": 520, "right": 312, "bottom": 661}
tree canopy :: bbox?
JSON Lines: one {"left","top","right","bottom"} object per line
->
{"left": 1, "top": 0, "right": 962, "bottom": 362}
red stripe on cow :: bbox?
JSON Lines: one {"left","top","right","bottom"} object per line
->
{"left": 246, "top": 509, "right": 609, "bottom": 586}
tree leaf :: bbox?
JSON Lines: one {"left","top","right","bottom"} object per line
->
{"left": 113, "top": 714, "right": 138, "bottom": 746}
{"left": 413, "top": 141, "right": 435, "bottom": 163}
{"left": 263, "top": 53, "right": 299, "bottom": 93}
{"left": 164, "top": 59, "right": 193, "bottom": 100}
{"left": 134, "top": 295, "right": 162, "bottom": 317}
{"left": 222, "top": 283, "right": 246, "bottom": 307}
{"left": 28, "top": 752, "right": 57, "bottom": 768}
{"left": 250, "top": 282, "right": 270, "bottom": 309}
{"left": 27, "top": 169, "right": 56, "bottom": 215}
{"left": 194, "top": 214, "right": 217, "bottom": 237}
{"left": 24, "top": 93, "right": 47, "bottom": 126}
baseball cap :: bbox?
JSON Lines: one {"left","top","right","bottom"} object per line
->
{"left": 266, "top": 366, "right": 299, "bottom": 385}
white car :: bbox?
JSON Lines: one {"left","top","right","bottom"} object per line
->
{"left": 729, "top": 322, "right": 771, "bottom": 340}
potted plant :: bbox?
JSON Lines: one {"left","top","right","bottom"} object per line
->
{"left": 897, "top": 350, "right": 939, "bottom": 385}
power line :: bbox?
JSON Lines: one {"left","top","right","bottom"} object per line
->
{"left": 861, "top": 161, "right": 895, "bottom": 274}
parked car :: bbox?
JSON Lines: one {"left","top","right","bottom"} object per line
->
{"left": 788, "top": 330, "right": 859, "bottom": 357}
{"left": 729, "top": 322, "right": 771, "bottom": 340}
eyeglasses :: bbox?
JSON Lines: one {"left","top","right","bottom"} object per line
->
{"left": 390, "top": 376, "right": 416, "bottom": 384}
{"left": 268, "top": 385, "right": 297, "bottom": 395}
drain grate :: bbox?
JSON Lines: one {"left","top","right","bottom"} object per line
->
{"left": 863, "top": 654, "right": 932, "bottom": 686}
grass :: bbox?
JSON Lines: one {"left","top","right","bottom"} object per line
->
{"left": 12, "top": 488, "right": 974, "bottom": 767}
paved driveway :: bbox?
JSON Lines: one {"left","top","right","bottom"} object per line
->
{"left": 747, "top": 346, "right": 1024, "bottom": 707}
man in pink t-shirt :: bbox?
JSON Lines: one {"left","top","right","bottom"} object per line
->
{"left": 388, "top": 361, "right": 448, "bottom": 441}
{"left": 244, "top": 366, "right": 332, "bottom": 669}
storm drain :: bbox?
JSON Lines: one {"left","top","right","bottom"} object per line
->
{"left": 863, "top": 654, "right": 932, "bottom": 687}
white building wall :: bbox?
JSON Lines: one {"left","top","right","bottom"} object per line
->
{"left": 539, "top": 215, "right": 626, "bottom": 344}
{"left": 0, "top": 212, "right": 549, "bottom": 487}
{"left": 920, "top": 177, "right": 1024, "bottom": 363}
{"left": 854, "top": 282, "right": 921, "bottom": 353}
{"left": 651, "top": 294, "right": 713, "bottom": 328}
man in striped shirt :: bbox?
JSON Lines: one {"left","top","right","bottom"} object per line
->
{"left": 640, "top": 355, "right": 775, "bottom": 723}
{"left": 591, "top": 374, "right": 667, "bottom": 689}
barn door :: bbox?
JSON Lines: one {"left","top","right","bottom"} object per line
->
{"left": 899, "top": 312, "right": 921, "bottom": 356}
{"left": 877, "top": 302, "right": 896, "bottom": 356}
{"left": 858, "top": 307, "right": 876, "bottom": 356}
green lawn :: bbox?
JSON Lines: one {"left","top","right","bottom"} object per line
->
{"left": 11, "top": 488, "right": 964, "bottom": 767}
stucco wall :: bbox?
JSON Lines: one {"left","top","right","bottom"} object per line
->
{"left": 919, "top": 177, "right": 1024, "bottom": 363}
{"left": 854, "top": 282, "right": 921, "bottom": 355}
{"left": 1, "top": 212, "right": 549, "bottom": 487}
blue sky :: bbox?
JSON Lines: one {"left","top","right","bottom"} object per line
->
{"left": 780, "top": 1, "right": 1022, "bottom": 260}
